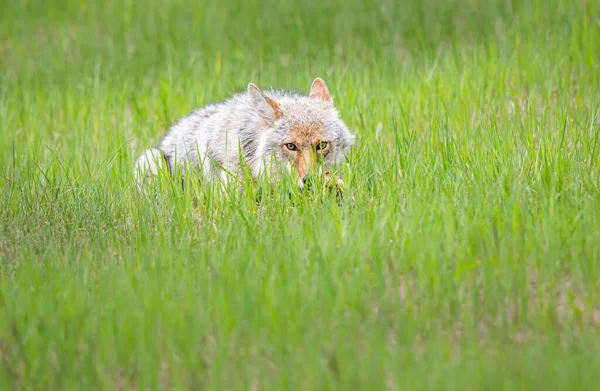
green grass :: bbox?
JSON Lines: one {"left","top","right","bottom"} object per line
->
{"left": 1, "top": 0, "right": 599, "bottom": 389}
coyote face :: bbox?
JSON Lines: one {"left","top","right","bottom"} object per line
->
{"left": 248, "top": 78, "right": 355, "bottom": 189}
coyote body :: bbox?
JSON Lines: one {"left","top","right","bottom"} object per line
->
{"left": 134, "top": 78, "right": 355, "bottom": 189}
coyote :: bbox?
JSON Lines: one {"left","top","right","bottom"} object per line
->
{"left": 134, "top": 78, "right": 355, "bottom": 191}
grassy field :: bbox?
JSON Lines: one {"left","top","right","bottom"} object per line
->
{"left": 1, "top": 0, "right": 599, "bottom": 389}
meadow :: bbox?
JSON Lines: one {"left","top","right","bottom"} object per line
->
{"left": 1, "top": 0, "right": 599, "bottom": 389}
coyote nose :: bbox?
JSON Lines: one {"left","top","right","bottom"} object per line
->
{"left": 301, "top": 175, "right": 307, "bottom": 184}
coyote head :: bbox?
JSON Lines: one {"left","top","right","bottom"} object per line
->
{"left": 248, "top": 78, "right": 355, "bottom": 189}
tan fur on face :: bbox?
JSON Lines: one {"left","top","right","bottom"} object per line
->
{"left": 287, "top": 123, "right": 327, "bottom": 179}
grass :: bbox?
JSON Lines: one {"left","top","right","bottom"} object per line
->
{"left": 1, "top": 0, "right": 599, "bottom": 389}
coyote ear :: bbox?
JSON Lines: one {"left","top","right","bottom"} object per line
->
{"left": 309, "top": 77, "right": 333, "bottom": 103}
{"left": 248, "top": 83, "right": 282, "bottom": 127}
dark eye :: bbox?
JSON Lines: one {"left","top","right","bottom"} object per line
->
{"left": 285, "top": 143, "right": 297, "bottom": 151}
{"left": 316, "top": 141, "right": 328, "bottom": 151}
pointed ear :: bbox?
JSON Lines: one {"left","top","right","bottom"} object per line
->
{"left": 309, "top": 77, "right": 333, "bottom": 103}
{"left": 248, "top": 83, "right": 282, "bottom": 127}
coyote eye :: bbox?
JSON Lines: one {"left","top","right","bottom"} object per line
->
{"left": 285, "top": 143, "right": 297, "bottom": 151}
{"left": 316, "top": 141, "right": 328, "bottom": 151}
